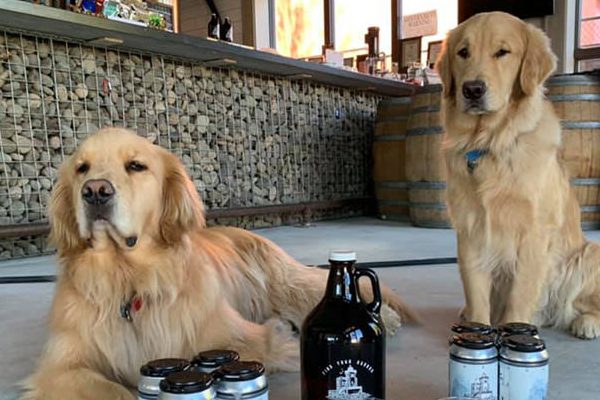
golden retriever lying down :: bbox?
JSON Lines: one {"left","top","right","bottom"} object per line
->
{"left": 22, "top": 128, "right": 414, "bottom": 400}
{"left": 438, "top": 12, "right": 600, "bottom": 339}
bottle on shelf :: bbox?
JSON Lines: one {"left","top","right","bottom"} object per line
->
{"left": 301, "top": 250, "right": 386, "bottom": 400}
{"left": 208, "top": 13, "right": 220, "bottom": 40}
{"left": 220, "top": 17, "right": 233, "bottom": 42}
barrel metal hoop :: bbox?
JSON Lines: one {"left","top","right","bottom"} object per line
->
{"left": 580, "top": 205, "right": 600, "bottom": 212}
{"left": 546, "top": 75, "right": 600, "bottom": 86}
{"left": 449, "top": 354, "right": 497, "bottom": 365}
{"left": 571, "top": 178, "right": 600, "bottom": 186}
{"left": 582, "top": 221, "right": 600, "bottom": 230}
{"left": 373, "top": 134, "right": 407, "bottom": 142}
{"left": 548, "top": 93, "right": 600, "bottom": 102}
{"left": 378, "top": 199, "right": 410, "bottom": 206}
{"left": 375, "top": 181, "right": 410, "bottom": 189}
{"left": 411, "top": 104, "right": 441, "bottom": 114}
{"left": 561, "top": 121, "right": 600, "bottom": 129}
{"left": 406, "top": 126, "right": 444, "bottom": 136}
{"left": 409, "top": 202, "right": 447, "bottom": 210}
{"left": 409, "top": 181, "right": 448, "bottom": 189}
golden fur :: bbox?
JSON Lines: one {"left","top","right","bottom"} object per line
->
{"left": 437, "top": 12, "right": 600, "bottom": 338}
{"left": 22, "top": 128, "right": 415, "bottom": 400}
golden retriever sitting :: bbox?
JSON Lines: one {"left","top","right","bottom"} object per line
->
{"left": 22, "top": 128, "right": 413, "bottom": 399}
{"left": 437, "top": 12, "right": 600, "bottom": 339}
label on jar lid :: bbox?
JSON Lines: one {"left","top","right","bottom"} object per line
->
{"left": 329, "top": 250, "right": 357, "bottom": 262}
{"left": 140, "top": 358, "right": 190, "bottom": 377}
{"left": 159, "top": 371, "right": 214, "bottom": 394}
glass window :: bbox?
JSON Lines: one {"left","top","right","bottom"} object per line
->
{"left": 579, "top": 0, "right": 600, "bottom": 48}
{"left": 276, "top": 0, "right": 325, "bottom": 58}
{"left": 334, "top": 0, "right": 391, "bottom": 57}
{"left": 402, "top": 0, "right": 458, "bottom": 66}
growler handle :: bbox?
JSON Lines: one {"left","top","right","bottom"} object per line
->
{"left": 355, "top": 267, "right": 382, "bottom": 314}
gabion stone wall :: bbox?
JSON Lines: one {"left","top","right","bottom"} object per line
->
{"left": 0, "top": 31, "right": 381, "bottom": 259}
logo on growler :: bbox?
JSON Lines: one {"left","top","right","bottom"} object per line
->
{"left": 322, "top": 363, "right": 380, "bottom": 400}
{"left": 301, "top": 250, "right": 385, "bottom": 400}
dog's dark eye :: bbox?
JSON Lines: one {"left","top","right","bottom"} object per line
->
{"left": 76, "top": 163, "right": 89, "bottom": 174}
{"left": 125, "top": 161, "right": 147, "bottom": 173}
{"left": 494, "top": 49, "right": 510, "bottom": 58}
{"left": 457, "top": 48, "right": 470, "bottom": 59}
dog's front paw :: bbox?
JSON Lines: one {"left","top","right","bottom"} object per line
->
{"left": 571, "top": 314, "right": 600, "bottom": 339}
{"left": 265, "top": 318, "right": 300, "bottom": 372}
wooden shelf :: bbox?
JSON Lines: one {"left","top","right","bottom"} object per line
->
{"left": 0, "top": 0, "right": 414, "bottom": 96}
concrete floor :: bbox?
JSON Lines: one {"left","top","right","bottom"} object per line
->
{"left": 1, "top": 217, "right": 600, "bottom": 399}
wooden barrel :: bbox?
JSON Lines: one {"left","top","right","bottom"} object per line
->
{"left": 548, "top": 74, "right": 600, "bottom": 229}
{"left": 405, "top": 84, "right": 450, "bottom": 228}
{"left": 373, "top": 97, "right": 411, "bottom": 221}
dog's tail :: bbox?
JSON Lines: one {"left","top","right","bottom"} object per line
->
{"left": 381, "top": 284, "right": 421, "bottom": 324}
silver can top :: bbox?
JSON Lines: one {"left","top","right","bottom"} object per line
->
{"left": 449, "top": 333, "right": 498, "bottom": 362}
{"left": 214, "top": 361, "right": 268, "bottom": 398}
{"left": 499, "top": 334, "right": 549, "bottom": 365}
{"left": 192, "top": 350, "right": 240, "bottom": 374}
{"left": 139, "top": 358, "right": 191, "bottom": 398}
{"left": 158, "top": 371, "right": 216, "bottom": 400}
{"left": 497, "top": 322, "right": 539, "bottom": 337}
{"left": 450, "top": 321, "right": 495, "bottom": 335}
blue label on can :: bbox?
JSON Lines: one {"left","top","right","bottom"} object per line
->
{"left": 499, "top": 360, "right": 548, "bottom": 400}
{"left": 449, "top": 359, "right": 498, "bottom": 400}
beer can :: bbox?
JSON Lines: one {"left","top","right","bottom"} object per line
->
{"left": 139, "top": 358, "right": 190, "bottom": 400}
{"left": 214, "top": 361, "right": 268, "bottom": 399}
{"left": 499, "top": 335, "right": 549, "bottom": 400}
{"left": 449, "top": 333, "right": 498, "bottom": 399}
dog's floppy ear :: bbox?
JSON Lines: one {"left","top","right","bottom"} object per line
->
{"left": 519, "top": 24, "right": 557, "bottom": 96}
{"left": 159, "top": 150, "right": 206, "bottom": 245}
{"left": 436, "top": 36, "right": 454, "bottom": 98}
{"left": 48, "top": 165, "right": 84, "bottom": 254}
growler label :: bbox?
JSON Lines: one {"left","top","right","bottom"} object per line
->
{"left": 308, "top": 343, "right": 384, "bottom": 400}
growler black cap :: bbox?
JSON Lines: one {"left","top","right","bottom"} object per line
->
{"left": 503, "top": 334, "right": 546, "bottom": 352}
{"left": 192, "top": 350, "right": 240, "bottom": 369}
{"left": 140, "top": 358, "right": 190, "bottom": 377}
{"left": 451, "top": 332, "right": 496, "bottom": 349}
{"left": 497, "top": 322, "right": 539, "bottom": 336}
{"left": 451, "top": 321, "right": 495, "bottom": 335}
{"left": 217, "top": 361, "right": 265, "bottom": 382}
{"left": 159, "top": 371, "right": 213, "bottom": 394}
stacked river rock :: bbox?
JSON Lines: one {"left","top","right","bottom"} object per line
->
{"left": 0, "top": 31, "right": 380, "bottom": 259}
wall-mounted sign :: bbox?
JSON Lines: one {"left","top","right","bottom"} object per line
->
{"left": 402, "top": 10, "right": 437, "bottom": 39}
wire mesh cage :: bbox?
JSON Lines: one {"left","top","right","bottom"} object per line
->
{"left": 0, "top": 30, "right": 382, "bottom": 259}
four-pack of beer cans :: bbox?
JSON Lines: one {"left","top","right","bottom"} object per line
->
{"left": 138, "top": 350, "right": 268, "bottom": 400}
{"left": 448, "top": 322, "right": 549, "bottom": 400}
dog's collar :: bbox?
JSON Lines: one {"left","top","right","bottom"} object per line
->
{"left": 465, "top": 149, "right": 488, "bottom": 173}
{"left": 120, "top": 293, "right": 142, "bottom": 322}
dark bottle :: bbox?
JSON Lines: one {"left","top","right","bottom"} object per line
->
{"left": 220, "top": 17, "right": 233, "bottom": 42}
{"left": 301, "top": 251, "right": 386, "bottom": 400}
{"left": 208, "top": 13, "right": 220, "bottom": 40}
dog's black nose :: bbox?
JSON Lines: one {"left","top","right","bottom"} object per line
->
{"left": 82, "top": 179, "right": 115, "bottom": 205}
{"left": 462, "top": 80, "right": 487, "bottom": 100}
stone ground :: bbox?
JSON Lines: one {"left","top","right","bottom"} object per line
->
{"left": 1, "top": 217, "right": 599, "bottom": 400}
